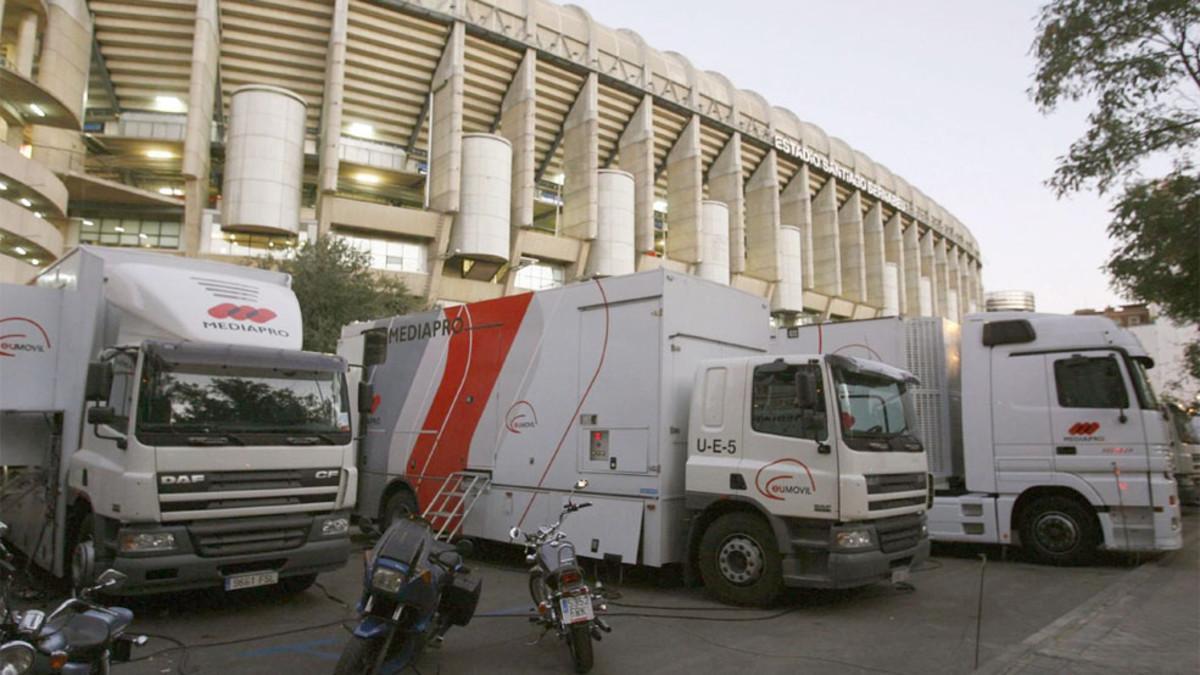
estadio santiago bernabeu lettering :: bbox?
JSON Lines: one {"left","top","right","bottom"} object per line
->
{"left": 204, "top": 303, "right": 289, "bottom": 337}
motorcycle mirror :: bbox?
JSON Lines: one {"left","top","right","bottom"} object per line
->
{"left": 0, "top": 522, "right": 7, "bottom": 538}
{"left": 574, "top": 479, "right": 589, "bottom": 491}
{"left": 508, "top": 526, "right": 521, "bottom": 541}
{"left": 454, "top": 539, "right": 475, "bottom": 557}
{"left": 95, "top": 568, "right": 128, "bottom": 590}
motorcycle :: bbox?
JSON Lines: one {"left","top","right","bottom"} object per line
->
{"left": 335, "top": 516, "right": 481, "bottom": 675}
{"left": 509, "top": 479, "right": 612, "bottom": 674}
{"left": 0, "top": 522, "right": 145, "bottom": 675}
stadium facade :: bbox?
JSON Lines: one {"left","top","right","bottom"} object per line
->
{"left": 0, "top": 0, "right": 983, "bottom": 322}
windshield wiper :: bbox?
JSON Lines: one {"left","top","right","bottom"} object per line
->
{"left": 282, "top": 433, "right": 339, "bottom": 445}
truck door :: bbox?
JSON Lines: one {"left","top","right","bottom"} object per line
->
{"left": 742, "top": 360, "right": 838, "bottom": 519}
{"left": 1048, "top": 352, "right": 1151, "bottom": 508}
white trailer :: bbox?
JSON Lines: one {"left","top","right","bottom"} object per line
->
{"left": 340, "top": 270, "right": 930, "bottom": 606}
{"left": 772, "top": 314, "right": 1184, "bottom": 563}
{"left": 0, "top": 247, "right": 357, "bottom": 594}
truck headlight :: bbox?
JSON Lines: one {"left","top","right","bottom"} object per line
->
{"left": 834, "top": 528, "right": 875, "bottom": 550}
{"left": 371, "top": 566, "right": 406, "bottom": 594}
{"left": 320, "top": 515, "right": 350, "bottom": 537}
{"left": 119, "top": 532, "right": 177, "bottom": 553}
{"left": 0, "top": 640, "right": 35, "bottom": 674}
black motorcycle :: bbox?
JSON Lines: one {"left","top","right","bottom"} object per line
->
{"left": 509, "top": 480, "right": 611, "bottom": 674}
{"left": 335, "top": 516, "right": 481, "bottom": 675}
{"left": 0, "top": 522, "right": 145, "bottom": 674}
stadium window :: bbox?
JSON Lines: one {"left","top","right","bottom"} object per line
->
{"left": 334, "top": 231, "right": 428, "bottom": 273}
{"left": 79, "top": 218, "right": 182, "bottom": 250}
{"left": 513, "top": 262, "right": 565, "bottom": 291}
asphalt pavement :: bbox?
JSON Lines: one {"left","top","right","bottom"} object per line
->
{"left": 100, "top": 507, "right": 1198, "bottom": 675}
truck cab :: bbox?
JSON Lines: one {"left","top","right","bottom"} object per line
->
{"left": 685, "top": 352, "right": 929, "bottom": 605}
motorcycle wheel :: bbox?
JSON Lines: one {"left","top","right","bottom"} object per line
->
{"left": 528, "top": 570, "right": 547, "bottom": 607}
{"left": 334, "top": 635, "right": 383, "bottom": 675}
{"left": 566, "top": 623, "right": 594, "bottom": 674}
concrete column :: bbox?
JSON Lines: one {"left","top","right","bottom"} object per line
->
{"left": 30, "top": 0, "right": 91, "bottom": 175}
{"left": 838, "top": 191, "right": 866, "bottom": 303}
{"left": 919, "top": 228, "right": 937, "bottom": 317}
{"left": 0, "top": 1, "right": 7, "bottom": 35}
{"left": 618, "top": 94, "right": 654, "bottom": 254}
{"left": 902, "top": 219, "right": 921, "bottom": 317}
{"left": 946, "top": 244, "right": 961, "bottom": 321}
{"left": 884, "top": 211, "right": 906, "bottom": 315}
{"left": 499, "top": 49, "right": 536, "bottom": 230}
{"left": 561, "top": 72, "right": 598, "bottom": 240}
{"left": 15, "top": 10, "right": 38, "bottom": 77}
{"left": 933, "top": 236, "right": 950, "bottom": 318}
{"left": 744, "top": 149, "right": 781, "bottom": 282}
{"left": 666, "top": 115, "right": 702, "bottom": 264}
{"left": 780, "top": 167, "right": 812, "bottom": 293}
{"left": 863, "top": 200, "right": 886, "bottom": 310}
{"left": 182, "top": 0, "right": 219, "bottom": 255}
{"left": 811, "top": 177, "right": 841, "bottom": 297}
{"left": 428, "top": 22, "right": 465, "bottom": 214}
{"left": 708, "top": 133, "right": 744, "bottom": 273}
{"left": 317, "top": 0, "right": 350, "bottom": 202}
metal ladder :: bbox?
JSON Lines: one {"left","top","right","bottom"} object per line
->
{"left": 421, "top": 471, "right": 491, "bottom": 541}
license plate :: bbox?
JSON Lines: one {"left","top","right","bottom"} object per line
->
{"left": 224, "top": 571, "right": 279, "bottom": 591}
{"left": 559, "top": 595, "right": 594, "bottom": 625}
{"left": 891, "top": 567, "right": 911, "bottom": 584}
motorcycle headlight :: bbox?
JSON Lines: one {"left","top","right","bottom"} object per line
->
{"left": 120, "top": 532, "right": 177, "bottom": 553}
{"left": 371, "top": 566, "right": 406, "bottom": 594}
{"left": 833, "top": 528, "right": 875, "bottom": 550}
{"left": 0, "top": 641, "right": 35, "bottom": 675}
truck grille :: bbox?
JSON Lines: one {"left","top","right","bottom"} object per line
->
{"left": 868, "top": 496, "right": 927, "bottom": 511}
{"left": 188, "top": 514, "right": 312, "bottom": 557}
{"left": 875, "top": 514, "right": 924, "bottom": 554}
{"left": 157, "top": 469, "right": 340, "bottom": 494}
{"left": 865, "top": 473, "right": 927, "bottom": 495}
{"left": 161, "top": 493, "right": 335, "bottom": 514}
{"left": 156, "top": 468, "right": 341, "bottom": 519}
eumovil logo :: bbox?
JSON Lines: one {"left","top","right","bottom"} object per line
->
{"left": 505, "top": 400, "right": 538, "bottom": 434}
{"left": 0, "top": 316, "right": 52, "bottom": 358}
{"left": 755, "top": 458, "right": 816, "bottom": 501}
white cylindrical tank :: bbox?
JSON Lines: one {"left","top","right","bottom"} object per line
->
{"left": 946, "top": 289, "right": 960, "bottom": 320}
{"left": 985, "top": 290, "right": 1036, "bottom": 312}
{"left": 221, "top": 85, "right": 307, "bottom": 234}
{"left": 695, "top": 200, "right": 730, "bottom": 285}
{"left": 883, "top": 262, "right": 900, "bottom": 317}
{"left": 588, "top": 169, "right": 635, "bottom": 277}
{"left": 919, "top": 277, "right": 933, "bottom": 317}
{"left": 771, "top": 224, "right": 805, "bottom": 313}
{"left": 451, "top": 133, "right": 512, "bottom": 262}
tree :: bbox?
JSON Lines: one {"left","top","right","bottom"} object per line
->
{"left": 260, "top": 236, "right": 422, "bottom": 353}
{"left": 1032, "top": 0, "right": 1200, "bottom": 387}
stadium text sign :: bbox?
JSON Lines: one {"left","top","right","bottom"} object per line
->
{"left": 773, "top": 135, "right": 912, "bottom": 215}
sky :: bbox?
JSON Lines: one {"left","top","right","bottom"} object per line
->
{"left": 576, "top": 0, "right": 1127, "bottom": 313}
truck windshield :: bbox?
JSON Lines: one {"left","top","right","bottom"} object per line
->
{"left": 136, "top": 361, "right": 350, "bottom": 444}
{"left": 831, "top": 367, "right": 920, "bottom": 452}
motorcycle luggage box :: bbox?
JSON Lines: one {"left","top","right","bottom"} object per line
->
{"left": 441, "top": 573, "right": 482, "bottom": 627}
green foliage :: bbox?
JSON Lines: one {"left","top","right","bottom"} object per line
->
{"left": 259, "top": 236, "right": 422, "bottom": 353}
{"left": 1031, "top": 0, "right": 1200, "bottom": 196}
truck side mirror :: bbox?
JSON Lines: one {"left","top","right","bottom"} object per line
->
{"left": 85, "top": 362, "right": 113, "bottom": 402}
{"left": 87, "top": 406, "right": 116, "bottom": 425}
{"left": 358, "top": 381, "right": 375, "bottom": 415}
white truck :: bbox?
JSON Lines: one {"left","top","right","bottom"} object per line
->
{"left": 771, "top": 313, "right": 1184, "bottom": 564}
{"left": 1164, "top": 403, "right": 1199, "bottom": 505}
{"left": 339, "top": 270, "right": 930, "bottom": 606}
{"left": 0, "top": 246, "right": 357, "bottom": 594}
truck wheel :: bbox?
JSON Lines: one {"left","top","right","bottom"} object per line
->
{"left": 1019, "top": 495, "right": 1099, "bottom": 566}
{"left": 278, "top": 573, "right": 318, "bottom": 595}
{"left": 382, "top": 489, "right": 418, "bottom": 531}
{"left": 69, "top": 512, "right": 97, "bottom": 593}
{"left": 698, "top": 512, "right": 784, "bottom": 607}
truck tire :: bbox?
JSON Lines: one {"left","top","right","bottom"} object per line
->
{"left": 698, "top": 512, "right": 784, "bottom": 607}
{"left": 381, "top": 488, "right": 419, "bottom": 531}
{"left": 277, "top": 573, "right": 318, "bottom": 595}
{"left": 333, "top": 635, "right": 382, "bottom": 675}
{"left": 1019, "top": 495, "right": 1099, "bottom": 566}
{"left": 567, "top": 623, "right": 594, "bottom": 674}
{"left": 68, "top": 511, "right": 97, "bottom": 594}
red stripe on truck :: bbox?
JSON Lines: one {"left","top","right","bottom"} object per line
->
{"left": 407, "top": 293, "right": 534, "bottom": 512}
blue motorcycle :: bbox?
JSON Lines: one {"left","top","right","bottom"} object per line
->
{"left": 335, "top": 517, "right": 480, "bottom": 674}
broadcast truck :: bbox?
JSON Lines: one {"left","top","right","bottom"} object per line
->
{"left": 771, "top": 313, "right": 1183, "bottom": 564}
{"left": 0, "top": 246, "right": 357, "bottom": 594}
{"left": 339, "top": 270, "right": 930, "bottom": 606}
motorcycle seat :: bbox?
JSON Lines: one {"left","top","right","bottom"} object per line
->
{"left": 40, "top": 608, "right": 133, "bottom": 661}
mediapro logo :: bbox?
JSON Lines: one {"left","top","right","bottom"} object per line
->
{"left": 1068, "top": 422, "right": 1101, "bottom": 436}
{"left": 207, "top": 304, "right": 277, "bottom": 324}
{"left": 0, "top": 316, "right": 52, "bottom": 358}
{"left": 755, "top": 459, "right": 816, "bottom": 501}
{"left": 505, "top": 401, "right": 538, "bottom": 434}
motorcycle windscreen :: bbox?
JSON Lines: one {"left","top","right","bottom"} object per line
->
{"left": 556, "top": 495, "right": 643, "bottom": 564}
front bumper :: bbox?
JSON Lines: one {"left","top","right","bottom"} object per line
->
{"left": 779, "top": 513, "right": 930, "bottom": 589}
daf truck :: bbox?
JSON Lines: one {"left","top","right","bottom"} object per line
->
{"left": 339, "top": 270, "right": 929, "bottom": 606}
{"left": 772, "top": 314, "right": 1183, "bottom": 564}
{"left": 0, "top": 246, "right": 357, "bottom": 594}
